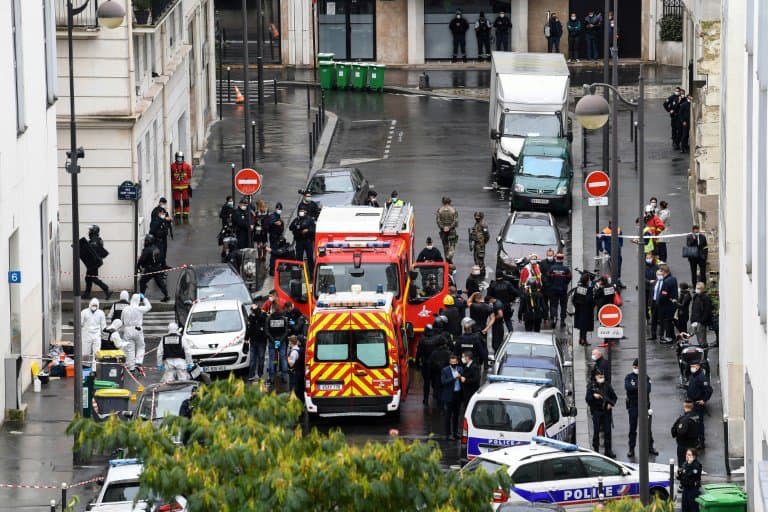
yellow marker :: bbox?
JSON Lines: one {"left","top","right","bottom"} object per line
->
{"left": 137, "top": 385, "right": 144, "bottom": 393}
{"left": 31, "top": 362, "right": 40, "bottom": 377}
{"left": 130, "top": 394, "right": 137, "bottom": 401}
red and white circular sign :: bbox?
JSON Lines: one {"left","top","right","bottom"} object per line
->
{"left": 585, "top": 170, "right": 610, "bottom": 198}
{"left": 598, "top": 304, "right": 622, "bottom": 328}
{"left": 234, "top": 168, "right": 262, "bottom": 195}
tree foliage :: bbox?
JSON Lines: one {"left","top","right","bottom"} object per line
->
{"left": 602, "top": 497, "right": 674, "bottom": 512}
{"left": 68, "top": 377, "right": 508, "bottom": 511}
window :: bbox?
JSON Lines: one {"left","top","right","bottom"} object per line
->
{"left": 277, "top": 262, "right": 309, "bottom": 304}
{"left": 11, "top": 0, "right": 25, "bottom": 133}
{"left": 543, "top": 395, "right": 560, "bottom": 428}
{"left": 504, "top": 225, "right": 559, "bottom": 245}
{"left": 539, "top": 457, "right": 587, "bottom": 481}
{"left": 102, "top": 482, "right": 141, "bottom": 503}
{"left": 43, "top": 0, "right": 56, "bottom": 106}
{"left": 471, "top": 400, "right": 536, "bottom": 432}
{"left": 306, "top": 174, "right": 356, "bottom": 193}
{"left": 144, "top": 131, "right": 152, "bottom": 182}
{"left": 355, "top": 330, "right": 387, "bottom": 367}
{"left": 511, "top": 463, "right": 539, "bottom": 484}
{"left": 501, "top": 343, "right": 557, "bottom": 359}
{"left": 747, "top": 56, "right": 754, "bottom": 275}
{"left": 556, "top": 392, "right": 569, "bottom": 416}
{"left": 499, "top": 364, "right": 562, "bottom": 392}
{"left": 169, "top": 10, "right": 176, "bottom": 48}
{"left": 520, "top": 156, "right": 566, "bottom": 178}
{"left": 463, "top": 458, "right": 506, "bottom": 476}
{"left": 579, "top": 456, "right": 624, "bottom": 477}
{"left": 758, "top": 89, "right": 767, "bottom": 323}
{"left": 137, "top": 140, "right": 144, "bottom": 182}
{"left": 408, "top": 266, "right": 445, "bottom": 303}
{"left": 502, "top": 113, "right": 560, "bottom": 138}
{"left": 316, "top": 331, "right": 350, "bottom": 361}
{"left": 315, "top": 330, "right": 388, "bottom": 367}
{"left": 315, "top": 263, "right": 400, "bottom": 297}
{"left": 138, "top": 388, "right": 194, "bottom": 421}
{"left": 186, "top": 309, "right": 243, "bottom": 334}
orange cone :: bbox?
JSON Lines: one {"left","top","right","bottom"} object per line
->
{"left": 234, "top": 85, "right": 244, "bottom": 104}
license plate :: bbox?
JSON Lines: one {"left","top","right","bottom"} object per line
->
{"left": 531, "top": 198, "right": 549, "bottom": 204}
{"left": 318, "top": 382, "right": 343, "bottom": 391}
{"left": 202, "top": 365, "right": 227, "bottom": 372}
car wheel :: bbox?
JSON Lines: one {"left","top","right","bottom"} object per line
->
{"left": 650, "top": 487, "right": 669, "bottom": 501}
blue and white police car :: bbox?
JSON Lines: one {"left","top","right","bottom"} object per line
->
{"left": 88, "top": 459, "right": 188, "bottom": 511}
{"left": 462, "top": 376, "right": 577, "bottom": 460}
{"left": 462, "top": 437, "right": 671, "bottom": 510}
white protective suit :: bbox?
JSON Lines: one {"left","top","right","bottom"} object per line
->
{"left": 101, "top": 319, "right": 124, "bottom": 350}
{"left": 157, "top": 322, "right": 192, "bottom": 382}
{"left": 81, "top": 298, "right": 106, "bottom": 363}
{"left": 121, "top": 294, "right": 152, "bottom": 370}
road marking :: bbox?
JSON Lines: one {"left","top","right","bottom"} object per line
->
{"left": 340, "top": 158, "right": 381, "bottom": 166}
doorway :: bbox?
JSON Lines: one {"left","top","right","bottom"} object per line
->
{"left": 318, "top": 0, "right": 376, "bottom": 60}
{"left": 569, "top": 0, "right": 641, "bottom": 58}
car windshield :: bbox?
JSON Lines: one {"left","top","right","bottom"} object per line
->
{"left": 520, "top": 155, "right": 565, "bottom": 177}
{"left": 502, "top": 113, "right": 560, "bottom": 138}
{"left": 306, "top": 174, "right": 355, "bottom": 194}
{"left": 315, "top": 330, "right": 388, "bottom": 368}
{"left": 504, "top": 224, "right": 559, "bottom": 245}
{"left": 462, "top": 458, "right": 507, "bottom": 475}
{"left": 138, "top": 388, "right": 193, "bottom": 420}
{"left": 502, "top": 342, "right": 557, "bottom": 359}
{"left": 101, "top": 481, "right": 141, "bottom": 503}
{"left": 198, "top": 283, "right": 252, "bottom": 305}
{"left": 500, "top": 366, "right": 561, "bottom": 390}
{"left": 315, "top": 263, "right": 400, "bottom": 297}
{"left": 186, "top": 309, "right": 242, "bottom": 334}
{"left": 471, "top": 400, "right": 536, "bottom": 432}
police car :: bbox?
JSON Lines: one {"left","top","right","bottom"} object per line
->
{"left": 462, "top": 437, "right": 671, "bottom": 510}
{"left": 87, "top": 459, "right": 188, "bottom": 511}
{"left": 490, "top": 331, "right": 572, "bottom": 396}
{"left": 462, "top": 376, "right": 577, "bottom": 460}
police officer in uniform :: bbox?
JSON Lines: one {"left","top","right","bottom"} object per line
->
{"left": 289, "top": 209, "right": 316, "bottom": 274}
{"left": 232, "top": 197, "right": 252, "bottom": 249}
{"left": 100, "top": 319, "right": 123, "bottom": 351}
{"left": 137, "top": 234, "right": 170, "bottom": 301}
{"left": 625, "top": 358, "right": 658, "bottom": 458}
{"left": 671, "top": 400, "right": 700, "bottom": 465}
{"left": 416, "top": 324, "right": 441, "bottom": 405}
{"left": 448, "top": 10, "right": 469, "bottom": 63}
{"left": 436, "top": 197, "right": 459, "bottom": 263}
{"left": 487, "top": 273, "right": 517, "bottom": 331}
{"left": 287, "top": 335, "right": 305, "bottom": 400}
{"left": 417, "top": 237, "right": 443, "bottom": 262}
{"left": 678, "top": 448, "right": 703, "bottom": 512}
{"left": 469, "top": 211, "right": 490, "bottom": 275}
{"left": 157, "top": 322, "right": 192, "bottom": 382}
{"left": 586, "top": 369, "right": 617, "bottom": 458}
{"left": 663, "top": 87, "right": 682, "bottom": 148}
{"left": 81, "top": 225, "right": 111, "bottom": 300}
{"left": 297, "top": 192, "right": 321, "bottom": 221}
{"left": 453, "top": 318, "right": 487, "bottom": 367}
{"left": 686, "top": 361, "right": 712, "bottom": 449}
{"left": 149, "top": 202, "right": 173, "bottom": 265}
{"left": 475, "top": 12, "right": 492, "bottom": 61}
{"left": 266, "top": 302, "right": 289, "bottom": 384}
{"left": 545, "top": 253, "right": 571, "bottom": 329}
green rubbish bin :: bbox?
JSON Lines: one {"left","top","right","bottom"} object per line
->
{"left": 352, "top": 63, "right": 369, "bottom": 90}
{"left": 319, "top": 61, "right": 335, "bottom": 90}
{"left": 696, "top": 485, "right": 747, "bottom": 512}
{"left": 317, "top": 52, "right": 335, "bottom": 64}
{"left": 368, "top": 64, "right": 386, "bottom": 92}
{"left": 335, "top": 62, "right": 351, "bottom": 89}
{"left": 94, "top": 379, "right": 119, "bottom": 390}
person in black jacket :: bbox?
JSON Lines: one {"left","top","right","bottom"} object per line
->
{"left": 566, "top": 13, "right": 583, "bottom": 62}
{"left": 518, "top": 279, "right": 546, "bottom": 332}
{"left": 429, "top": 340, "right": 453, "bottom": 408}
{"left": 266, "top": 202, "right": 285, "bottom": 247}
{"left": 365, "top": 190, "right": 380, "bottom": 207}
{"left": 284, "top": 301, "right": 307, "bottom": 337}
{"left": 448, "top": 10, "right": 469, "bottom": 62}
{"left": 266, "top": 302, "right": 289, "bottom": 384}
{"left": 487, "top": 273, "right": 517, "bottom": 331}
{"left": 652, "top": 264, "right": 678, "bottom": 342}
{"left": 586, "top": 369, "right": 617, "bottom": 457}
{"left": 493, "top": 11, "right": 511, "bottom": 51}
{"left": 460, "top": 351, "right": 481, "bottom": 409}
{"left": 671, "top": 400, "right": 700, "bottom": 465}
{"left": 453, "top": 318, "right": 488, "bottom": 367}
{"left": 678, "top": 448, "right": 703, "bottom": 512}
{"left": 219, "top": 196, "right": 234, "bottom": 229}
{"left": 267, "top": 236, "right": 292, "bottom": 275}
{"left": 417, "top": 237, "right": 443, "bottom": 262}
{"left": 690, "top": 282, "right": 713, "bottom": 347}
{"left": 297, "top": 193, "right": 321, "bottom": 221}
{"left": 663, "top": 87, "right": 682, "bottom": 148}
{"left": 590, "top": 348, "right": 612, "bottom": 383}
{"left": 686, "top": 225, "right": 708, "bottom": 285}
{"left": 81, "top": 225, "right": 112, "bottom": 300}
{"left": 546, "top": 13, "right": 563, "bottom": 53}
{"left": 678, "top": 94, "right": 692, "bottom": 153}
{"left": 625, "top": 358, "right": 658, "bottom": 458}
{"left": 545, "top": 253, "right": 571, "bottom": 329}
{"left": 465, "top": 265, "right": 483, "bottom": 297}
{"left": 572, "top": 273, "right": 595, "bottom": 346}
{"left": 149, "top": 203, "right": 173, "bottom": 265}
{"left": 687, "top": 361, "right": 712, "bottom": 448}
{"left": 137, "top": 234, "right": 169, "bottom": 301}
{"left": 474, "top": 12, "right": 492, "bottom": 61}
{"left": 231, "top": 198, "right": 252, "bottom": 249}
{"left": 289, "top": 210, "right": 316, "bottom": 274}
{"left": 441, "top": 295, "right": 462, "bottom": 339}
{"left": 676, "top": 282, "right": 692, "bottom": 334}
{"left": 246, "top": 303, "right": 268, "bottom": 381}
{"left": 416, "top": 324, "right": 441, "bottom": 405}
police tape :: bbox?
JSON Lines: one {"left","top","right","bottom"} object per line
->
{"left": 598, "top": 230, "right": 710, "bottom": 241}
{"left": 0, "top": 475, "right": 104, "bottom": 490}
{"left": 60, "top": 264, "right": 188, "bottom": 280}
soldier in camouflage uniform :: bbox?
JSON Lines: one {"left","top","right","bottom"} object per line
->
{"left": 469, "top": 211, "right": 490, "bottom": 275}
{"left": 436, "top": 197, "right": 459, "bottom": 263}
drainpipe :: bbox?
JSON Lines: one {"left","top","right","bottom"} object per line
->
{"left": 161, "top": 16, "right": 170, "bottom": 200}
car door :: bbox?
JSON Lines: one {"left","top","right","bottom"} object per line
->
{"left": 274, "top": 260, "right": 312, "bottom": 318}
{"left": 556, "top": 391, "right": 577, "bottom": 442}
{"left": 515, "top": 455, "right": 589, "bottom": 504}
{"left": 542, "top": 393, "right": 565, "bottom": 440}
{"left": 405, "top": 262, "right": 449, "bottom": 339}
{"left": 577, "top": 455, "right": 632, "bottom": 502}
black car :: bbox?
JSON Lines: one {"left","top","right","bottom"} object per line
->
{"left": 298, "top": 167, "right": 371, "bottom": 209}
{"left": 495, "top": 211, "right": 564, "bottom": 279}
{"left": 174, "top": 263, "right": 252, "bottom": 324}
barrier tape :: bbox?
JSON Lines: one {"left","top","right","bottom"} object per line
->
{"left": 61, "top": 264, "right": 188, "bottom": 280}
{"left": 596, "top": 230, "right": 711, "bottom": 241}
{"left": 0, "top": 475, "right": 104, "bottom": 491}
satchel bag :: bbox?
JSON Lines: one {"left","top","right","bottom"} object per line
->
{"left": 682, "top": 246, "right": 700, "bottom": 259}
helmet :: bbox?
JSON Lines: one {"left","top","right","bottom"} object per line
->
{"left": 174, "top": 151, "right": 184, "bottom": 162}
{"left": 433, "top": 315, "right": 447, "bottom": 331}
{"left": 424, "top": 324, "right": 433, "bottom": 336}
{"left": 88, "top": 225, "right": 100, "bottom": 236}
{"left": 442, "top": 196, "right": 451, "bottom": 205}
{"left": 144, "top": 233, "right": 156, "bottom": 245}
{"left": 443, "top": 294, "right": 455, "bottom": 306}
{"left": 461, "top": 317, "right": 475, "bottom": 331}
{"left": 474, "top": 211, "right": 484, "bottom": 220}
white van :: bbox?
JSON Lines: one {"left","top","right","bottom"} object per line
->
{"left": 182, "top": 299, "right": 249, "bottom": 373}
{"left": 462, "top": 375, "right": 577, "bottom": 461}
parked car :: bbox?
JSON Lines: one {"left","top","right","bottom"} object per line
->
{"left": 298, "top": 167, "right": 371, "bottom": 209}
{"left": 128, "top": 381, "right": 199, "bottom": 426}
{"left": 182, "top": 299, "right": 250, "bottom": 374}
{"left": 174, "top": 264, "right": 252, "bottom": 324}
{"left": 496, "top": 211, "right": 564, "bottom": 279}
{"left": 87, "top": 459, "right": 188, "bottom": 511}
{"left": 490, "top": 331, "right": 572, "bottom": 397}
{"left": 511, "top": 137, "right": 573, "bottom": 215}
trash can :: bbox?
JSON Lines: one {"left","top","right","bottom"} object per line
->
{"left": 93, "top": 389, "right": 131, "bottom": 415}
{"left": 94, "top": 379, "right": 119, "bottom": 390}
{"left": 335, "top": 62, "right": 351, "bottom": 89}
{"left": 319, "top": 61, "right": 335, "bottom": 90}
{"left": 352, "top": 63, "right": 369, "bottom": 90}
{"left": 95, "top": 349, "right": 126, "bottom": 387}
{"left": 317, "top": 52, "right": 334, "bottom": 64}
{"left": 368, "top": 64, "right": 386, "bottom": 92}
{"left": 696, "top": 484, "right": 747, "bottom": 512}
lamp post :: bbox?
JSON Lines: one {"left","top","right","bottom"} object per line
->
{"left": 575, "top": 68, "right": 648, "bottom": 505}
{"left": 66, "top": 0, "right": 125, "bottom": 430}
{"left": 242, "top": 0, "right": 251, "bottom": 168}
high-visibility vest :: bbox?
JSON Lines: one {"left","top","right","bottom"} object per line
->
{"left": 643, "top": 226, "right": 655, "bottom": 253}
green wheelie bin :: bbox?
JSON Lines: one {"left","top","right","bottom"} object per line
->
{"left": 352, "top": 63, "right": 369, "bottom": 90}
{"left": 696, "top": 484, "right": 747, "bottom": 512}
{"left": 319, "top": 61, "right": 335, "bottom": 90}
{"left": 335, "top": 62, "right": 351, "bottom": 89}
{"left": 368, "top": 64, "right": 386, "bottom": 92}
{"left": 317, "top": 52, "right": 334, "bottom": 64}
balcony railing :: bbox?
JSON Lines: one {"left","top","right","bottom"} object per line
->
{"left": 662, "top": 0, "right": 684, "bottom": 19}
{"left": 55, "top": 0, "right": 99, "bottom": 28}
{"left": 134, "top": 0, "right": 179, "bottom": 26}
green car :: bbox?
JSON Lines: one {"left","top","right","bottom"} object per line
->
{"left": 510, "top": 137, "right": 573, "bottom": 215}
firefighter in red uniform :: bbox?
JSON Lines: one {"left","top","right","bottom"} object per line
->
{"left": 171, "top": 152, "right": 192, "bottom": 224}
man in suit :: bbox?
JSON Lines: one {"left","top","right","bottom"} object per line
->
{"left": 685, "top": 225, "right": 708, "bottom": 285}
{"left": 441, "top": 354, "right": 464, "bottom": 440}
{"left": 460, "top": 351, "right": 481, "bottom": 409}
{"left": 654, "top": 263, "right": 678, "bottom": 343}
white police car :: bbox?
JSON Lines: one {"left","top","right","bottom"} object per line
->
{"left": 87, "top": 459, "right": 188, "bottom": 511}
{"left": 462, "top": 376, "right": 577, "bottom": 460}
{"left": 463, "top": 437, "right": 671, "bottom": 510}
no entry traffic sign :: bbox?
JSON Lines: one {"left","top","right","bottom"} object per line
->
{"left": 585, "top": 170, "right": 610, "bottom": 198}
{"left": 234, "top": 168, "right": 262, "bottom": 195}
{"left": 598, "top": 304, "right": 622, "bottom": 328}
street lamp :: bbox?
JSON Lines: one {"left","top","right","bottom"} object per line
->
{"left": 575, "top": 69, "right": 650, "bottom": 505}
{"left": 66, "top": 0, "right": 125, "bottom": 432}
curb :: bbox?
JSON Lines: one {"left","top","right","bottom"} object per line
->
{"left": 311, "top": 110, "right": 338, "bottom": 172}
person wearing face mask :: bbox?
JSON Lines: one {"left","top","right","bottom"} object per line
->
{"left": 298, "top": 192, "right": 321, "bottom": 221}
{"left": 686, "top": 361, "right": 712, "bottom": 449}
{"left": 596, "top": 222, "right": 624, "bottom": 286}
{"left": 460, "top": 351, "right": 481, "bottom": 409}
{"left": 157, "top": 322, "right": 193, "bottom": 383}
{"left": 545, "top": 12, "right": 563, "bottom": 53}
{"left": 267, "top": 202, "right": 285, "bottom": 247}
{"left": 648, "top": 268, "right": 664, "bottom": 341}
{"left": 589, "top": 348, "right": 611, "bottom": 383}
{"left": 518, "top": 278, "right": 546, "bottom": 333}
{"left": 487, "top": 273, "right": 517, "bottom": 331}
{"left": 653, "top": 263, "right": 678, "bottom": 343}
{"left": 544, "top": 253, "right": 571, "bottom": 329}
{"left": 440, "top": 354, "right": 464, "bottom": 440}
{"left": 671, "top": 400, "right": 700, "bottom": 465}
{"left": 566, "top": 12, "right": 582, "bottom": 62}
{"left": 469, "top": 211, "right": 490, "bottom": 275}
{"left": 170, "top": 152, "right": 192, "bottom": 224}
{"left": 121, "top": 293, "right": 152, "bottom": 373}
{"left": 219, "top": 195, "right": 235, "bottom": 229}
{"left": 583, "top": 10, "right": 602, "bottom": 60}
{"left": 475, "top": 12, "right": 492, "bottom": 61}
{"left": 689, "top": 282, "right": 713, "bottom": 347}
{"left": 436, "top": 197, "right": 459, "bottom": 264}
{"left": 624, "top": 359, "right": 658, "bottom": 458}
{"left": 518, "top": 254, "right": 542, "bottom": 289}
{"left": 253, "top": 200, "right": 270, "bottom": 261}
{"left": 365, "top": 190, "right": 380, "bottom": 207}
{"left": 655, "top": 201, "right": 671, "bottom": 262}
{"left": 572, "top": 272, "right": 596, "bottom": 346}
{"left": 417, "top": 236, "right": 444, "bottom": 262}
{"left": 493, "top": 11, "right": 512, "bottom": 51}
{"left": 448, "top": 10, "right": 469, "bottom": 63}
{"left": 586, "top": 369, "right": 617, "bottom": 458}
{"left": 663, "top": 87, "right": 682, "bottom": 148}
{"left": 232, "top": 197, "right": 253, "bottom": 249}
{"left": 81, "top": 298, "right": 107, "bottom": 365}
{"left": 678, "top": 448, "right": 703, "bottom": 512}
{"left": 678, "top": 94, "right": 692, "bottom": 153}
{"left": 675, "top": 282, "right": 692, "bottom": 334}
{"left": 289, "top": 208, "right": 316, "bottom": 274}
{"left": 465, "top": 265, "right": 483, "bottom": 297}
{"left": 685, "top": 225, "right": 708, "bottom": 285}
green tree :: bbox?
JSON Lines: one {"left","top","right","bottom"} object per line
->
{"left": 69, "top": 377, "right": 508, "bottom": 511}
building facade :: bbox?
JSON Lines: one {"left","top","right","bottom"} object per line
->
{"left": 57, "top": 0, "right": 217, "bottom": 292}
{"left": 0, "top": 0, "right": 61, "bottom": 420}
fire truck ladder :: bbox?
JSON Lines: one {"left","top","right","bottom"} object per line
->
{"left": 380, "top": 203, "right": 412, "bottom": 235}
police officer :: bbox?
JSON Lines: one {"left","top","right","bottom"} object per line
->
{"left": 137, "top": 234, "right": 170, "bottom": 301}
{"left": 572, "top": 272, "right": 596, "bottom": 346}
{"left": 246, "top": 303, "right": 268, "bottom": 382}
{"left": 267, "top": 236, "right": 293, "bottom": 275}
{"left": 289, "top": 209, "right": 316, "bottom": 274}
{"left": 678, "top": 93, "right": 691, "bottom": 153}
{"left": 493, "top": 11, "right": 512, "bottom": 51}
{"left": 686, "top": 361, "right": 712, "bottom": 449}
{"left": 475, "top": 11, "right": 492, "bottom": 61}
{"left": 448, "top": 10, "right": 469, "bottom": 63}
{"left": 469, "top": 211, "right": 490, "bottom": 275}
{"left": 436, "top": 197, "right": 459, "bottom": 263}
{"left": 417, "top": 237, "right": 443, "bottom": 262}
{"left": 219, "top": 195, "right": 235, "bottom": 229}
{"left": 453, "top": 318, "right": 487, "bottom": 367}
{"left": 663, "top": 87, "right": 682, "bottom": 148}
{"left": 107, "top": 290, "right": 131, "bottom": 322}
{"left": 678, "top": 448, "right": 703, "bottom": 512}
{"left": 545, "top": 253, "right": 570, "bottom": 329}
{"left": 416, "top": 324, "right": 441, "bottom": 405}
{"left": 297, "top": 192, "right": 321, "bottom": 221}
{"left": 590, "top": 348, "right": 611, "bottom": 383}
{"left": 625, "top": 359, "right": 658, "bottom": 458}
{"left": 266, "top": 302, "right": 289, "bottom": 384}
{"left": 149, "top": 200, "right": 173, "bottom": 265}
{"left": 442, "top": 295, "right": 462, "bottom": 339}
{"left": 157, "top": 322, "right": 192, "bottom": 382}
{"left": 267, "top": 202, "right": 285, "bottom": 247}
{"left": 586, "top": 369, "right": 617, "bottom": 458}
{"left": 287, "top": 335, "right": 305, "bottom": 400}
{"left": 518, "top": 278, "right": 546, "bottom": 332}
{"left": 671, "top": 400, "right": 700, "bottom": 465}
{"left": 284, "top": 301, "right": 307, "bottom": 337}
{"left": 232, "top": 197, "right": 252, "bottom": 249}
{"left": 81, "top": 225, "right": 111, "bottom": 300}
{"left": 487, "top": 273, "right": 517, "bottom": 331}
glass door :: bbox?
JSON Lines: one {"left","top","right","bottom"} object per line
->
{"left": 319, "top": 0, "right": 375, "bottom": 60}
